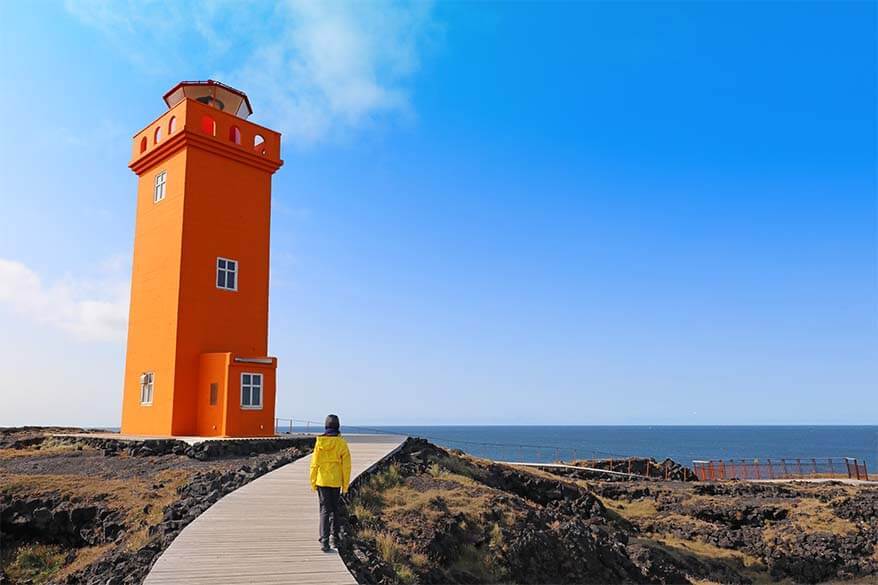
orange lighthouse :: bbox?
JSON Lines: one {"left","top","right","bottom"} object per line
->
{"left": 121, "top": 81, "right": 282, "bottom": 437}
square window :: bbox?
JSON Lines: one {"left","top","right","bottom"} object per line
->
{"left": 216, "top": 257, "right": 238, "bottom": 291}
{"left": 240, "top": 372, "right": 263, "bottom": 409}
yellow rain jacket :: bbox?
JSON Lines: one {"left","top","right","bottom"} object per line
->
{"left": 310, "top": 434, "right": 352, "bottom": 493}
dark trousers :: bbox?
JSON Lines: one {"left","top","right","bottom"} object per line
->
{"left": 317, "top": 486, "right": 341, "bottom": 543}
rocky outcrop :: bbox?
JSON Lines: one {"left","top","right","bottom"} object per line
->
{"left": 62, "top": 445, "right": 310, "bottom": 585}
{"left": 564, "top": 458, "right": 696, "bottom": 482}
{"left": 339, "top": 439, "right": 878, "bottom": 585}
{"left": 1, "top": 494, "right": 113, "bottom": 547}
{"left": 50, "top": 434, "right": 313, "bottom": 460}
{"left": 1, "top": 431, "right": 311, "bottom": 585}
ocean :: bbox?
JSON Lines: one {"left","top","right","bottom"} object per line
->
{"left": 343, "top": 425, "right": 878, "bottom": 470}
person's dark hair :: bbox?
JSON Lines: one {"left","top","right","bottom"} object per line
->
{"left": 325, "top": 414, "right": 340, "bottom": 431}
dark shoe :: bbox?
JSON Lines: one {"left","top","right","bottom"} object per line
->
{"left": 321, "top": 540, "right": 331, "bottom": 553}
{"left": 330, "top": 535, "right": 340, "bottom": 549}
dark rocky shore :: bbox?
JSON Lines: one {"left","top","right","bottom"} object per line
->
{"left": 337, "top": 439, "right": 878, "bottom": 585}
{"left": 3, "top": 430, "right": 877, "bottom": 585}
{"left": 0, "top": 427, "right": 312, "bottom": 585}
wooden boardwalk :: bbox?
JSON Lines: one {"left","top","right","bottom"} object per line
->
{"left": 144, "top": 434, "right": 405, "bottom": 585}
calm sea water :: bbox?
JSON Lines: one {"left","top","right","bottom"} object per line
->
{"left": 348, "top": 426, "right": 878, "bottom": 470}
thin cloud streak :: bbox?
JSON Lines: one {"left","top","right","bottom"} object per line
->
{"left": 64, "top": 0, "right": 438, "bottom": 145}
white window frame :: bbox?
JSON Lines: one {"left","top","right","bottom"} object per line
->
{"left": 216, "top": 257, "right": 238, "bottom": 291}
{"left": 153, "top": 171, "right": 167, "bottom": 203}
{"left": 140, "top": 372, "right": 154, "bottom": 405}
{"left": 240, "top": 372, "right": 263, "bottom": 410}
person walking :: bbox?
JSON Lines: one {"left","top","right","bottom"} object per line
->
{"left": 310, "top": 414, "right": 351, "bottom": 552}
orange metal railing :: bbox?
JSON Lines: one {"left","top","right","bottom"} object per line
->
{"left": 692, "top": 457, "right": 869, "bottom": 481}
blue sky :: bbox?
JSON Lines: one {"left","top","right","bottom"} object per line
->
{"left": 0, "top": 1, "right": 875, "bottom": 426}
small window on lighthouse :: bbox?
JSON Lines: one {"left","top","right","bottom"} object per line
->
{"left": 153, "top": 171, "right": 167, "bottom": 203}
{"left": 140, "top": 372, "right": 154, "bottom": 405}
{"left": 241, "top": 373, "right": 263, "bottom": 409}
{"left": 216, "top": 257, "right": 238, "bottom": 291}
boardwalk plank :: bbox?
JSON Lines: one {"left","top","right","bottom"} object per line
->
{"left": 144, "top": 435, "right": 404, "bottom": 585}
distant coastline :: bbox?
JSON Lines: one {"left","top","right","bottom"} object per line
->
{"left": 68, "top": 424, "right": 878, "bottom": 470}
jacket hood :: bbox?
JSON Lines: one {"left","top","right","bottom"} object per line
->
{"left": 315, "top": 435, "right": 345, "bottom": 452}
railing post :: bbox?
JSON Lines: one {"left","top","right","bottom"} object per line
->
{"left": 811, "top": 458, "right": 818, "bottom": 475}
{"left": 754, "top": 459, "right": 761, "bottom": 480}
{"left": 796, "top": 458, "right": 803, "bottom": 478}
{"left": 767, "top": 459, "right": 774, "bottom": 479}
{"left": 719, "top": 460, "right": 726, "bottom": 480}
{"left": 781, "top": 459, "right": 789, "bottom": 478}
{"left": 828, "top": 458, "right": 835, "bottom": 477}
{"left": 863, "top": 462, "right": 869, "bottom": 481}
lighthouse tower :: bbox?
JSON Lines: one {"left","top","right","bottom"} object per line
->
{"left": 121, "top": 81, "right": 283, "bottom": 437}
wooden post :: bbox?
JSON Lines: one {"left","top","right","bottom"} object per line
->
{"left": 862, "top": 462, "right": 869, "bottom": 481}
{"left": 828, "top": 458, "right": 835, "bottom": 477}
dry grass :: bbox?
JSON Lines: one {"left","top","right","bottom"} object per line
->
{"left": 602, "top": 496, "right": 658, "bottom": 519}
{"left": 359, "top": 529, "right": 417, "bottom": 584}
{"left": 655, "top": 535, "right": 763, "bottom": 568}
{"left": 352, "top": 463, "right": 518, "bottom": 584}
{"left": 785, "top": 497, "right": 858, "bottom": 536}
{"left": 1, "top": 468, "right": 191, "bottom": 582}
{"left": 647, "top": 536, "right": 786, "bottom": 585}
{"left": 379, "top": 475, "right": 509, "bottom": 537}
{"left": 3, "top": 544, "right": 67, "bottom": 584}
{"left": 54, "top": 544, "right": 114, "bottom": 580}
{"left": 450, "top": 542, "right": 503, "bottom": 581}
{"left": 0, "top": 438, "right": 100, "bottom": 459}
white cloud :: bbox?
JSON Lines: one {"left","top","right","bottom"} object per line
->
{"left": 0, "top": 258, "right": 129, "bottom": 343}
{"left": 64, "top": 0, "right": 438, "bottom": 145}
